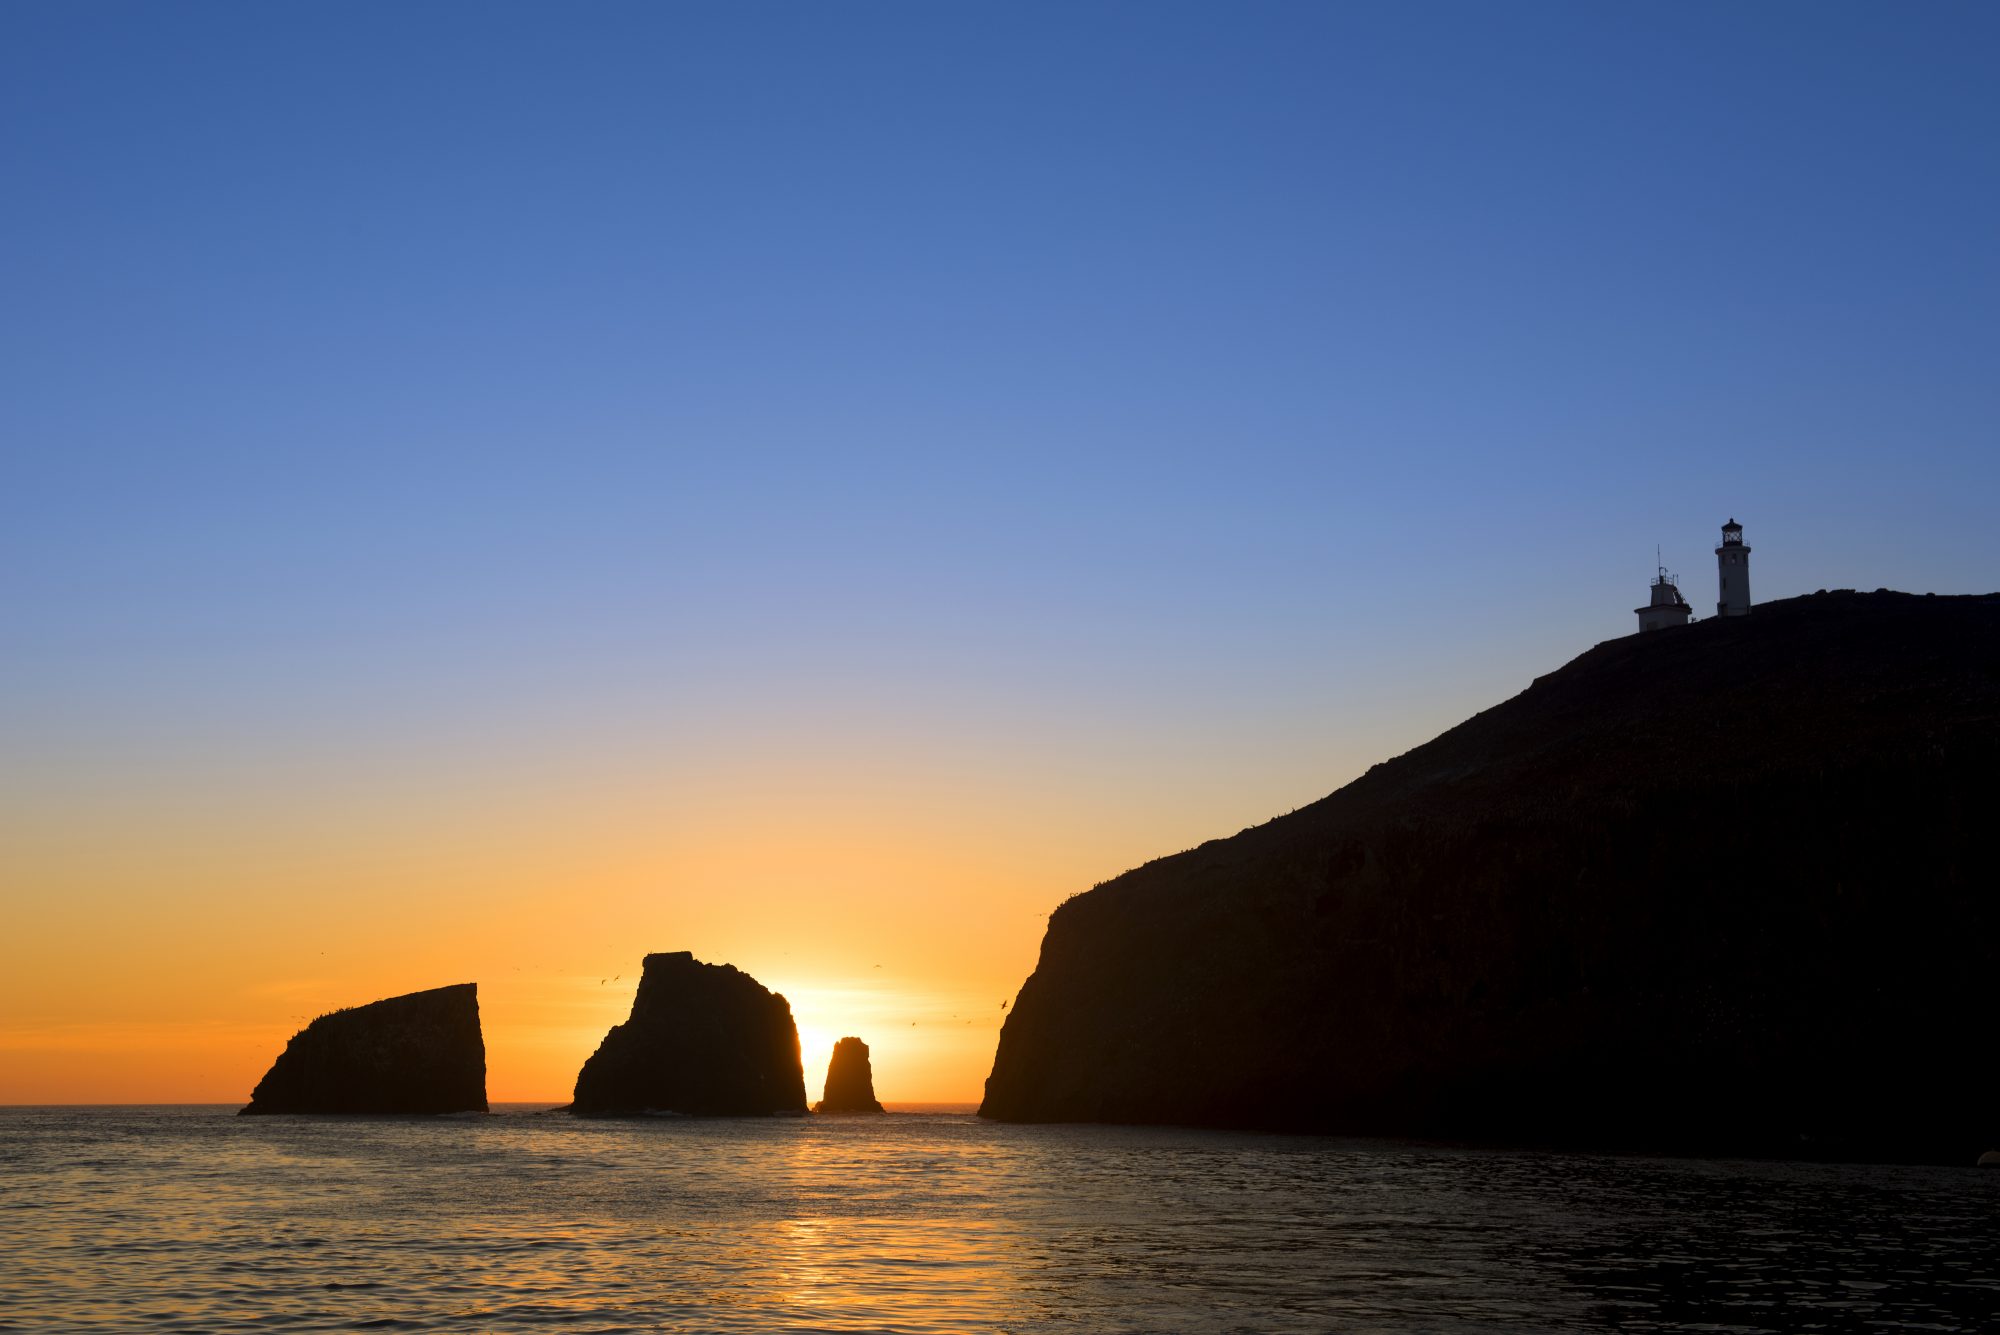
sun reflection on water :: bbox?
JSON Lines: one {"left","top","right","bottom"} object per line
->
{"left": 3, "top": 1107, "right": 1997, "bottom": 1333}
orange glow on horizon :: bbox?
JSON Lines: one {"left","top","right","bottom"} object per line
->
{"left": 0, "top": 696, "right": 1382, "bottom": 1105}
{"left": 0, "top": 966, "right": 1011, "bottom": 1106}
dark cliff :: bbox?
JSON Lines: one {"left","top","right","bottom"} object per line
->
{"left": 240, "top": 983, "right": 487, "bottom": 1115}
{"left": 980, "top": 592, "right": 2000, "bottom": 1162}
{"left": 815, "top": 1036, "right": 885, "bottom": 1113}
{"left": 570, "top": 951, "right": 807, "bottom": 1116}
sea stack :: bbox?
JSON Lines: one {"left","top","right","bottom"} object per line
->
{"left": 814, "top": 1037, "right": 884, "bottom": 1113}
{"left": 239, "top": 983, "right": 487, "bottom": 1115}
{"left": 981, "top": 592, "right": 2000, "bottom": 1164}
{"left": 570, "top": 952, "right": 807, "bottom": 1116}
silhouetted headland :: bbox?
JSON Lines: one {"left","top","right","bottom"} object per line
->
{"left": 981, "top": 591, "right": 2000, "bottom": 1163}
{"left": 239, "top": 983, "right": 487, "bottom": 1115}
{"left": 815, "top": 1036, "right": 885, "bottom": 1113}
{"left": 569, "top": 951, "right": 807, "bottom": 1116}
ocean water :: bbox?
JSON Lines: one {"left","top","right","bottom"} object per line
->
{"left": 1, "top": 1106, "right": 1994, "bottom": 1334}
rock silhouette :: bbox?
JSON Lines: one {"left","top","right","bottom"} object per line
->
{"left": 980, "top": 592, "right": 2000, "bottom": 1163}
{"left": 239, "top": 983, "right": 486, "bottom": 1115}
{"left": 814, "top": 1037, "right": 884, "bottom": 1113}
{"left": 570, "top": 951, "right": 807, "bottom": 1116}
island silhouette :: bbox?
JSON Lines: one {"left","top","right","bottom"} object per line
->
{"left": 981, "top": 590, "right": 2000, "bottom": 1163}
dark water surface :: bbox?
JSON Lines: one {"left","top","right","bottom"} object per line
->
{"left": 1, "top": 1105, "right": 1994, "bottom": 1333}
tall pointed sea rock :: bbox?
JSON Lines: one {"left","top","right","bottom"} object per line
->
{"left": 814, "top": 1036, "right": 884, "bottom": 1113}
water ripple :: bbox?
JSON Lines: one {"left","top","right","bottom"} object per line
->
{"left": 1, "top": 1106, "right": 1995, "bottom": 1332}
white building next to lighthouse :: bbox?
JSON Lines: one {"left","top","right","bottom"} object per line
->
{"left": 1635, "top": 561, "right": 1693, "bottom": 633}
{"left": 1715, "top": 518, "right": 1752, "bottom": 617}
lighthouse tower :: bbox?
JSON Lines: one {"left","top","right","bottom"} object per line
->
{"left": 1715, "top": 518, "right": 1751, "bottom": 617}
{"left": 1636, "top": 556, "right": 1692, "bottom": 633}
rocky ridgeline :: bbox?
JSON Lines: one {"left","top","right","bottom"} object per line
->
{"left": 570, "top": 952, "right": 807, "bottom": 1116}
{"left": 240, "top": 983, "right": 487, "bottom": 1115}
{"left": 980, "top": 592, "right": 2000, "bottom": 1163}
{"left": 815, "top": 1036, "right": 884, "bottom": 1113}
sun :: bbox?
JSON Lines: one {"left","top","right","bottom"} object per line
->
{"left": 794, "top": 1023, "right": 834, "bottom": 1098}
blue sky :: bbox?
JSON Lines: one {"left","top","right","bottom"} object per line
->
{"left": 5, "top": 0, "right": 1997, "bottom": 854}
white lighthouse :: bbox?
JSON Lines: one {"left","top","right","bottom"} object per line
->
{"left": 1636, "top": 556, "right": 1693, "bottom": 633}
{"left": 1715, "top": 518, "right": 1751, "bottom": 617}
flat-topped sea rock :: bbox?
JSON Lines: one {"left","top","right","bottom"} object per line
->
{"left": 814, "top": 1036, "right": 884, "bottom": 1113}
{"left": 240, "top": 983, "right": 487, "bottom": 1115}
{"left": 570, "top": 951, "right": 807, "bottom": 1116}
